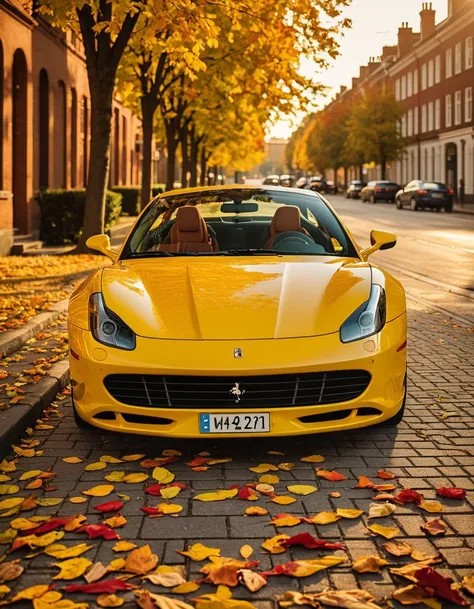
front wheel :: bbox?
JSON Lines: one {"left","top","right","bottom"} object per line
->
{"left": 370, "top": 194, "right": 376, "bottom": 204}
{"left": 410, "top": 198, "right": 418, "bottom": 211}
{"left": 396, "top": 197, "right": 403, "bottom": 209}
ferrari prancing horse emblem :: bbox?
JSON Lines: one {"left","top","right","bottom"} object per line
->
{"left": 234, "top": 348, "right": 243, "bottom": 358}
{"left": 230, "top": 382, "right": 245, "bottom": 403}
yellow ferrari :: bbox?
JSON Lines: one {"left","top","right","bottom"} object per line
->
{"left": 68, "top": 185, "right": 407, "bottom": 437}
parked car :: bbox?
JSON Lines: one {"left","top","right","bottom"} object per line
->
{"left": 326, "top": 180, "right": 338, "bottom": 194}
{"left": 72, "top": 185, "right": 407, "bottom": 437}
{"left": 262, "top": 175, "right": 280, "bottom": 186}
{"left": 346, "top": 180, "right": 366, "bottom": 199}
{"left": 309, "top": 176, "right": 328, "bottom": 193}
{"left": 360, "top": 181, "right": 401, "bottom": 203}
{"left": 295, "top": 177, "right": 308, "bottom": 189}
{"left": 279, "top": 174, "right": 295, "bottom": 187}
{"left": 395, "top": 180, "right": 454, "bottom": 212}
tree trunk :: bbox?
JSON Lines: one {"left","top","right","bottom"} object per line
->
{"left": 343, "top": 167, "right": 348, "bottom": 190}
{"left": 200, "top": 146, "right": 207, "bottom": 186}
{"left": 381, "top": 158, "right": 387, "bottom": 180}
{"left": 140, "top": 98, "right": 156, "bottom": 210}
{"left": 190, "top": 135, "right": 199, "bottom": 187}
{"left": 77, "top": 87, "right": 113, "bottom": 251}
{"left": 359, "top": 164, "right": 364, "bottom": 181}
{"left": 165, "top": 120, "right": 179, "bottom": 192}
{"left": 180, "top": 129, "right": 189, "bottom": 188}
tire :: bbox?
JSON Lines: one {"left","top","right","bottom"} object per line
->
{"left": 369, "top": 194, "right": 376, "bottom": 204}
{"left": 410, "top": 197, "right": 418, "bottom": 211}
{"left": 435, "top": 207, "right": 441, "bottom": 212}
{"left": 445, "top": 204, "right": 453, "bottom": 213}
{"left": 396, "top": 197, "right": 403, "bottom": 209}
{"left": 72, "top": 390, "right": 93, "bottom": 429}
{"left": 379, "top": 375, "right": 407, "bottom": 427}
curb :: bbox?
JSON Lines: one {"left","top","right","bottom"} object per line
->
{"left": 0, "top": 359, "right": 70, "bottom": 459}
{"left": 0, "top": 298, "right": 69, "bottom": 358}
{"left": 0, "top": 267, "right": 101, "bottom": 286}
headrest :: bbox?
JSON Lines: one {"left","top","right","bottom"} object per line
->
{"left": 271, "top": 206, "right": 302, "bottom": 235}
{"left": 176, "top": 206, "right": 203, "bottom": 232}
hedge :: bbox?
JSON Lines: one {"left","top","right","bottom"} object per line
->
{"left": 37, "top": 189, "right": 122, "bottom": 245}
{"left": 110, "top": 185, "right": 165, "bottom": 216}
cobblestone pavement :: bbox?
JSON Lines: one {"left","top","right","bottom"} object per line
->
{"left": 0, "top": 300, "right": 473, "bottom": 609}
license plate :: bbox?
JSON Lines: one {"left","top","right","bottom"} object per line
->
{"left": 199, "top": 413, "right": 270, "bottom": 434}
{"left": 432, "top": 193, "right": 443, "bottom": 198}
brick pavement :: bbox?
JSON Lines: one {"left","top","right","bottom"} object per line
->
{"left": 0, "top": 300, "right": 473, "bottom": 608}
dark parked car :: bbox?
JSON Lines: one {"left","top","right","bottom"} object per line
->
{"left": 326, "top": 180, "right": 337, "bottom": 194}
{"left": 309, "top": 176, "right": 328, "bottom": 193}
{"left": 346, "top": 180, "right": 366, "bottom": 199}
{"left": 395, "top": 180, "right": 454, "bottom": 212}
{"left": 360, "top": 180, "right": 401, "bottom": 203}
{"left": 262, "top": 175, "right": 280, "bottom": 186}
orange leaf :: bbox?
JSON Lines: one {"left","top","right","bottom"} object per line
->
{"left": 244, "top": 506, "right": 268, "bottom": 516}
{"left": 261, "top": 534, "right": 290, "bottom": 554}
{"left": 124, "top": 545, "right": 158, "bottom": 574}
{"left": 316, "top": 469, "right": 347, "bottom": 481}
{"left": 353, "top": 556, "right": 389, "bottom": 573}
{"left": 377, "top": 470, "right": 397, "bottom": 480}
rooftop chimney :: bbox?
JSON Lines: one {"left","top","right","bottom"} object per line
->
{"left": 420, "top": 3, "right": 436, "bottom": 39}
{"left": 352, "top": 76, "right": 360, "bottom": 89}
{"left": 381, "top": 45, "right": 397, "bottom": 61}
{"left": 359, "top": 65, "right": 369, "bottom": 80}
{"left": 368, "top": 57, "right": 381, "bottom": 73}
{"left": 340, "top": 85, "right": 347, "bottom": 95}
{"left": 397, "top": 22, "right": 415, "bottom": 58}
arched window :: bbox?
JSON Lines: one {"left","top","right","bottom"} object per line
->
{"left": 12, "top": 49, "right": 28, "bottom": 233}
{"left": 56, "top": 81, "right": 67, "bottom": 188}
{"left": 39, "top": 68, "right": 49, "bottom": 189}
{"left": 70, "top": 87, "right": 77, "bottom": 188}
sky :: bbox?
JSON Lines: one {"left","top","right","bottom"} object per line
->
{"left": 269, "top": 0, "right": 449, "bottom": 140}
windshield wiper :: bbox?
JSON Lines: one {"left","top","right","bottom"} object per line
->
{"left": 130, "top": 251, "right": 178, "bottom": 257}
{"left": 222, "top": 249, "right": 283, "bottom": 256}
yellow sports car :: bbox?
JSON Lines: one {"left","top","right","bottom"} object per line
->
{"left": 68, "top": 185, "right": 407, "bottom": 437}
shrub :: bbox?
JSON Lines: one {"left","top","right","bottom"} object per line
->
{"left": 110, "top": 187, "right": 140, "bottom": 216}
{"left": 37, "top": 189, "right": 122, "bottom": 245}
{"left": 152, "top": 185, "right": 165, "bottom": 197}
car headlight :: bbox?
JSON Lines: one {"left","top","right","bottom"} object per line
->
{"left": 89, "top": 293, "right": 136, "bottom": 350}
{"left": 340, "top": 284, "right": 386, "bottom": 343}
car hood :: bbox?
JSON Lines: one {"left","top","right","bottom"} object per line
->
{"left": 101, "top": 257, "right": 372, "bottom": 340}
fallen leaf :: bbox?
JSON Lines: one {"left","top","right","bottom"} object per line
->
{"left": 305, "top": 512, "right": 340, "bottom": 525}
{"left": 248, "top": 463, "right": 278, "bottom": 473}
{"left": 10, "top": 530, "right": 64, "bottom": 552}
{"left": 53, "top": 557, "right": 92, "bottom": 580}
{"left": 45, "top": 543, "right": 93, "bottom": 559}
{"left": 100, "top": 456, "right": 123, "bottom": 464}
{"left": 420, "top": 518, "right": 448, "bottom": 536}
{"left": 270, "top": 514, "right": 302, "bottom": 527}
{"left": 263, "top": 556, "right": 346, "bottom": 578}
{"left": 368, "top": 503, "right": 397, "bottom": 518}
{"left": 262, "top": 534, "right": 290, "bottom": 554}
{"left": 245, "top": 506, "right": 268, "bottom": 516}
{"left": 193, "top": 489, "right": 237, "bottom": 502}
{"left": 79, "top": 524, "right": 120, "bottom": 540}
{"left": 419, "top": 500, "right": 444, "bottom": 513}
{"left": 0, "top": 529, "right": 18, "bottom": 545}
{"left": 309, "top": 589, "right": 383, "bottom": 609}
{"left": 171, "top": 582, "right": 200, "bottom": 594}
{"left": 239, "top": 545, "right": 253, "bottom": 559}
{"left": 82, "top": 485, "right": 115, "bottom": 497}
{"left": 152, "top": 467, "right": 175, "bottom": 484}
{"left": 278, "top": 463, "right": 296, "bottom": 471}
{"left": 64, "top": 580, "right": 133, "bottom": 594}
{"left": 94, "top": 501, "right": 124, "bottom": 513}
{"left": 367, "top": 524, "right": 400, "bottom": 539}
{"left": 238, "top": 569, "right": 267, "bottom": 592}
{"left": 301, "top": 455, "right": 325, "bottom": 463}
{"left": 0, "top": 485, "right": 19, "bottom": 496}
{"left": 178, "top": 543, "right": 221, "bottom": 561}
{"left": 254, "top": 484, "right": 273, "bottom": 495}
{"left": 390, "top": 558, "right": 443, "bottom": 582}
{"left": 461, "top": 575, "right": 474, "bottom": 596}
{"left": 0, "top": 498, "right": 23, "bottom": 512}
{"left": 19, "top": 470, "right": 42, "bottom": 481}
{"left": 316, "top": 470, "right": 347, "bottom": 481}
{"left": 353, "top": 476, "right": 376, "bottom": 489}
{"left": 287, "top": 485, "right": 317, "bottom": 496}
{"left": 62, "top": 457, "right": 83, "bottom": 464}
{"left": 270, "top": 496, "right": 296, "bottom": 505}
{"left": 113, "top": 541, "right": 136, "bottom": 552}
{"left": 330, "top": 492, "right": 341, "bottom": 498}
{"left": 392, "top": 584, "right": 434, "bottom": 606}
{"left": 104, "top": 472, "right": 125, "bottom": 483}
{"left": 122, "top": 473, "right": 149, "bottom": 484}
{"left": 84, "top": 562, "right": 109, "bottom": 584}
{"left": 281, "top": 533, "right": 344, "bottom": 550}
{"left": 336, "top": 508, "right": 364, "bottom": 519}
{"left": 395, "top": 489, "right": 424, "bottom": 504}
{"left": 146, "top": 571, "right": 186, "bottom": 588}
{"left": 259, "top": 474, "right": 280, "bottom": 485}
{"left": 157, "top": 502, "right": 182, "bottom": 514}
{"left": 103, "top": 514, "right": 127, "bottom": 529}
{"left": 64, "top": 515, "right": 86, "bottom": 532}
{"left": 97, "top": 594, "right": 124, "bottom": 607}
{"left": 84, "top": 462, "right": 107, "bottom": 471}
{"left": 35, "top": 497, "right": 63, "bottom": 507}
{"left": 382, "top": 541, "right": 414, "bottom": 556}
{"left": 160, "top": 487, "right": 181, "bottom": 500}
{"left": 353, "top": 556, "right": 389, "bottom": 573}
{"left": 436, "top": 487, "right": 466, "bottom": 500}
{"left": 0, "top": 587, "right": 11, "bottom": 599}
{"left": 377, "top": 470, "right": 397, "bottom": 480}
{"left": 122, "top": 454, "right": 146, "bottom": 461}
{"left": 415, "top": 567, "right": 467, "bottom": 605}
{"left": 3, "top": 584, "right": 54, "bottom": 604}
{"left": 123, "top": 544, "right": 158, "bottom": 574}
{"left": 0, "top": 562, "right": 23, "bottom": 584}
{"left": 69, "top": 497, "right": 87, "bottom": 504}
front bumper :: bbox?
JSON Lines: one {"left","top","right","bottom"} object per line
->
{"left": 69, "top": 314, "right": 407, "bottom": 438}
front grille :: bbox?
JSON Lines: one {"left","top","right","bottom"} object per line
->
{"left": 104, "top": 371, "right": 371, "bottom": 409}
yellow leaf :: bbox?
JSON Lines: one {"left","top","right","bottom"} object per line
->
{"left": 245, "top": 506, "right": 268, "bottom": 516}
{"left": 419, "top": 500, "right": 444, "bottom": 513}
{"left": 162, "top": 449, "right": 182, "bottom": 456}
{"left": 53, "top": 557, "right": 92, "bottom": 580}
{"left": 270, "top": 515, "right": 301, "bottom": 527}
{"left": 84, "top": 462, "right": 107, "bottom": 471}
{"left": 104, "top": 472, "right": 125, "bottom": 482}
{"left": 268, "top": 451, "right": 284, "bottom": 456}
{"left": 97, "top": 594, "right": 124, "bottom": 608}
{"left": 121, "top": 454, "right": 146, "bottom": 462}
{"left": 271, "top": 496, "right": 296, "bottom": 505}
{"left": 171, "top": 582, "right": 200, "bottom": 594}
{"left": 13, "top": 447, "right": 36, "bottom": 458}
{"left": 0, "top": 497, "right": 23, "bottom": 511}
{"left": 276, "top": 556, "right": 346, "bottom": 577}
{"left": 336, "top": 508, "right": 364, "bottom": 519}
{"left": 0, "top": 528, "right": 17, "bottom": 544}
{"left": 108, "top": 558, "right": 126, "bottom": 571}
{"left": 0, "top": 485, "right": 19, "bottom": 496}
{"left": 0, "top": 461, "right": 16, "bottom": 473}
{"left": 239, "top": 545, "right": 253, "bottom": 559}
{"left": 178, "top": 543, "right": 221, "bottom": 561}
{"left": 122, "top": 473, "right": 149, "bottom": 484}
{"left": 367, "top": 524, "right": 400, "bottom": 539}
{"left": 0, "top": 475, "right": 11, "bottom": 482}
{"left": 368, "top": 503, "right": 397, "bottom": 518}
{"left": 307, "top": 512, "right": 340, "bottom": 525}
{"left": 255, "top": 484, "right": 273, "bottom": 494}
{"left": 103, "top": 514, "right": 127, "bottom": 528}
{"left": 36, "top": 497, "right": 63, "bottom": 507}
{"left": 287, "top": 485, "right": 318, "bottom": 496}
{"left": 45, "top": 544, "right": 93, "bottom": 559}
{"left": 0, "top": 586, "right": 11, "bottom": 598}
{"left": 353, "top": 555, "right": 389, "bottom": 573}
{"left": 100, "top": 456, "right": 123, "bottom": 464}
{"left": 261, "top": 534, "right": 289, "bottom": 554}
{"left": 64, "top": 515, "right": 86, "bottom": 532}
{"left": 113, "top": 541, "right": 137, "bottom": 552}
{"left": 278, "top": 463, "right": 296, "bottom": 471}
{"left": 9, "top": 584, "right": 52, "bottom": 602}
{"left": 9, "top": 518, "right": 38, "bottom": 531}
{"left": 19, "top": 470, "right": 42, "bottom": 481}
{"left": 300, "top": 455, "right": 325, "bottom": 463}
{"left": 152, "top": 468, "right": 175, "bottom": 484}
{"left": 158, "top": 503, "right": 182, "bottom": 514}
{"left": 194, "top": 489, "right": 238, "bottom": 502}
{"left": 248, "top": 463, "right": 278, "bottom": 473}
{"left": 160, "top": 487, "right": 180, "bottom": 499}
{"left": 69, "top": 497, "right": 87, "bottom": 504}
{"left": 62, "top": 457, "right": 83, "bottom": 464}
{"left": 259, "top": 474, "right": 280, "bottom": 485}
{"left": 82, "top": 485, "right": 114, "bottom": 497}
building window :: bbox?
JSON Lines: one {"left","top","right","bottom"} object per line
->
{"left": 466, "top": 87, "right": 473, "bottom": 122}
{"left": 428, "top": 60, "right": 434, "bottom": 87}
{"left": 466, "top": 37, "right": 473, "bottom": 70}
{"left": 413, "top": 69, "right": 418, "bottom": 94}
{"left": 407, "top": 72, "right": 413, "bottom": 97}
{"left": 414, "top": 106, "right": 419, "bottom": 134}
{"left": 421, "top": 64, "right": 427, "bottom": 90}
{"left": 401, "top": 114, "right": 406, "bottom": 137}
{"left": 435, "top": 99, "right": 441, "bottom": 130}
{"left": 401, "top": 75, "right": 407, "bottom": 100}
{"left": 454, "top": 90, "right": 462, "bottom": 125}
{"left": 445, "top": 94, "right": 452, "bottom": 127}
{"left": 435, "top": 55, "right": 441, "bottom": 83}
{"left": 395, "top": 79, "right": 401, "bottom": 100}
{"left": 446, "top": 48, "right": 452, "bottom": 78}
{"left": 455, "top": 42, "right": 462, "bottom": 74}
{"left": 407, "top": 109, "right": 413, "bottom": 136}
{"left": 428, "top": 102, "right": 434, "bottom": 131}
{"left": 422, "top": 104, "right": 427, "bottom": 133}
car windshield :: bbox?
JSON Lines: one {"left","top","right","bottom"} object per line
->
{"left": 122, "top": 188, "right": 358, "bottom": 259}
{"left": 377, "top": 182, "right": 399, "bottom": 188}
{"left": 423, "top": 182, "right": 448, "bottom": 190}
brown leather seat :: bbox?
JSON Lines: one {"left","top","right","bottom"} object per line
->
{"left": 264, "top": 205, "right": 309, "bottom": 249}
{"left": 159, "top": 206, "right": 216, "bottom": 253}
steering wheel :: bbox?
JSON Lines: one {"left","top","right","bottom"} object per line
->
{"left": 271, "top": 232, "right": 327, "bottom": 254}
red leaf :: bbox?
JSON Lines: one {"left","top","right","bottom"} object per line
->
{"left": 140, "top": 457, "right": 176, "bottom": 468}
{"left": 261, "top": 563, "right": 293, "bottom": 577}
{"left": 23, "top": 518, "right": 72, "bottom": 536}
{"left": 145, "top": 484, "right": 162, "bottom": 496}
{"left": 281, "top": 533, "right": 344, "bottom": 550}
{"left": 186, "top": 457, "right": 210, "bottom": 467}
{"left": 79, "top": 524, "right": 120, "bottom": 540}
{"left": 140, "top": 507, "right": 161, "bottom": 515}
{"left": 415, "top": 567, "right": 467, "bottom": 605}
{"left": 238, "top": 486, "right": 258, "bottom": 500}
{"left": 395, "top": 488, "right": 424, "bottom": 504}
{"left": 64, "top": 579, "right": 133, "bottom": 594}
{"left": 94, "top": 501, "right": 124, "bottom": 513}
{"left": 436, "top": 487, "right": 466, "bottom": 500}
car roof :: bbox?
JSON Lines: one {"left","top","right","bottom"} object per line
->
{"left": 160, "top": 184, "right": 321, "bottom": 198}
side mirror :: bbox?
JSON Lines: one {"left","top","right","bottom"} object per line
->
{"left": 360, "top": 229, "right": 397, "bottom": 260}
{"left": 331, "top": 237, "right": 343, "bottom": 253}
{"left": 86, "top": 234, "right": 117, "bottom": 261}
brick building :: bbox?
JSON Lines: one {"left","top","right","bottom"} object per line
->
{"left": 0, "top": 0, "right": 143, "bottom": 254}
{"left": 326, "top": 0, "right": 474, "bottom": 203}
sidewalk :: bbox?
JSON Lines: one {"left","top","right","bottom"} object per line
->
{"left": 454, "top": 203, "right": 474, "bottom": 214}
